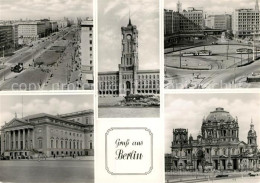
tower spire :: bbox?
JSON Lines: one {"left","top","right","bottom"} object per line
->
{"left": 256, "top": 0, "right": 259, "bottom": 12}
{"left": 251, "top": 117, "right": 254, "bottom": 130}
{"left": 177, "top": 0, "right": 182, "bottom": 12}
{"left": 128, "top": 9, "right": 132, "bottom": 26}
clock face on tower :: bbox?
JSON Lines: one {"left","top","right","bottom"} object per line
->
{"left": 127, "top": 34, "right": 132, "bottom": 40}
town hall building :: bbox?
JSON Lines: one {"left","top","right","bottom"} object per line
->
{"left": 98, "top": 19, "right": 160, "bottom": 97}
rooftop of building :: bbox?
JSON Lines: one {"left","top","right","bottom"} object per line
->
{"left": 98, "top": 71, "right": 119, "bottom": 75}
{"left": 205, "top": 107, "right": 235, "bottom": 123}
{"left": 81, "top": 19, "right": 93, "bottom": 26}
{"left": 58, "top": 110, "right": 93, "bottom": 118}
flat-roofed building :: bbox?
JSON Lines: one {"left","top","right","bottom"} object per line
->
{"left": 80, "top": 19, "right": 94, "bottom": 85}
{"left": 0, "top": 25, "right": 13, "bottom": 49}
{"left": 50, "top": 21, "right": 58, "bottom": 32}
{"left": 18, "top": 21, "right": 46, "bottom": 44}
{"left": 232, "top": 8, "right": 259, "bottom": 38}
{"left": 205, "top": 14, "right": 232, "bottom": 31}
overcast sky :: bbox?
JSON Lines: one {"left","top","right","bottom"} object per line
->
{"left": 0, "top": 95, "right": 93, "bottom": 127}
{"left": 165, "top": 93, "right": 260, "bottom": 154}
{"left": 0, "top": 0, "right": 93, "bottom": 20}
{"left": 98, "top": 0, "right": 159, "bottom": 72}
{"left": 164, "top": 0, "right": 258, "bottom": 14}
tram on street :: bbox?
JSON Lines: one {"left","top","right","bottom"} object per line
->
{"left": 236, "top": 48, "right": 253, "bottom": 54}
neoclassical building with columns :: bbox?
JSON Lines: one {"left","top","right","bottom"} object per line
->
{"left": 165, "top": 107, "right": 260, "bottom": 172}
{"left": 0, "top": 110, "right": 94, "bottom": 159}
{"left": 98, "top": 19, "right": 160, "bottom": 97}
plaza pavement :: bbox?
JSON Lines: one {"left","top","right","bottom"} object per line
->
{"left": 0, "top": 159, "right": 94, "bottom": 183}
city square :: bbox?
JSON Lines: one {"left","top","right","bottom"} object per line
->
{"left": 164, "top": 0, "right": 260, "bottom": 89}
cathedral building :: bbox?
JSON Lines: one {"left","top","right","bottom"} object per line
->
{"left": 0, "top": 110, "right": 94, "bottom": 159}
{"left": 98, "top": 19, "right": 160, "bottom": 97}
{"left": 166, "top": 107, "right": 260, "bottom": 172}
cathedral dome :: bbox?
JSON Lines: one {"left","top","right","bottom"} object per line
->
{"left": 205, "top": 107, "right": 235, "bottom": 123}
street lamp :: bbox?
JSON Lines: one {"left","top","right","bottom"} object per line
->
{"left": 179, "top": 46, "right": 182, "bottom": 68}
{"left": 226, "top": 40, "right": 229, "bottom": 60}
{"left": 233, "top": 58, "right": 236, "bottom": 85}
{"left": 2, "top": 45, "right": 5, "bottom": 58}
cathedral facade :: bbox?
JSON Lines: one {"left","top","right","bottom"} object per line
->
{"left": 98, "top": 19, "right": 160, "bottom": 97}
{"left": 165, "top": 107, "right": 260, "bottom": 172}
{"left": 0, "top": 110, "right": 94, "bottom": 159}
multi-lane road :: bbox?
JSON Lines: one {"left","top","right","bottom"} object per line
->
{"left": 0, "top": 26, "right": 81, "bottom": 90}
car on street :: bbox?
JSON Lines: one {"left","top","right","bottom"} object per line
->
{"left": 11, "top": 63, "right": 23, "bottom": 73}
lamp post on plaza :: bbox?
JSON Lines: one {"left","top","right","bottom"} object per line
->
{"left": 240, "top": 53, "right": 242, "bottom": 65}
{"left": 226, "top": 40, "right": 230, "bottom": 60}
{"left": 233, "top": 58, "right": 236, "bottom": 85}
{"left": 179, "top": 48, "right": 182, "bottom": 68}
{"left": 2, "top": 46, "right": 5, "bottom": 58}
{"left": 248, "top": 51, "right": 250, "bottom": 63}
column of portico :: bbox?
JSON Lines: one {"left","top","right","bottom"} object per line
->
{"left": 6, "top": 131, "right": 9, "bottom": 151}
{"left": 4, "top": 131, "right": 7, "bottom": 151}
{"left": 27, "top": 129, "right": 31, "bottom": 150}
{"left": 8, "top": 131, "right": 11, "bottom": 150}
{"left": 23, "top": 129, "right": 25, "bottom": 150}
{"left": 32, "top": 128, "right": 35, "bottom": 149}
{"left": 18, "top": 130, "right": 21, "bottom": 150}
{"left": 13, "top": 130, "right": 16, "bottom": 150}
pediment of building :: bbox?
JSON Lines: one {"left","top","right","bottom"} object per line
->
{"left": 4, "top": 118, "right": 28, "bottom": 129}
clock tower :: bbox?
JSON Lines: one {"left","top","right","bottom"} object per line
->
{"left": 118, "top": 18, "right": 139, "bottom": 96}
{"left": 119, "top": 18, "right": 139, "bottom": 71}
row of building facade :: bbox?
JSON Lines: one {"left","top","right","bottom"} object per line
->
{"left": 165, "top": 107, "right": 260, "bottom": 172}
{"left": 165, "top": 0, "right": 259, "bottom": 39}
{"left": 0, "top": 18, "right": 70, "bottom": 49}
{"left": 0, "top": 110, "right": 94, "bottom": 159}
{"left": 80, "top": 19, "right": 94, "bottom": 85}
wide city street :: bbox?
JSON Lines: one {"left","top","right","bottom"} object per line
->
{"left": 0, "top": 26, "right": 88, "bottom": 90}
{"left": 0, "top": 160, "right": 94, "bottom": 183}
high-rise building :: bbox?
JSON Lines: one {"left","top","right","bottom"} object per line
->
{"left": 205, "top": 14, "right": 232, "bottom": 30}
{"left": 18, "top": 21, "right": 46, "bottom": 44}
{"left": 80, "top": 19, "right": 93, "bottom": 85}
{"left": 232, "top": 8, "right": 259, "bottom": 38}
{"left": 164, "top": 1, "right": 205, "bottom": 36}
{"left": 12, "top": 24, "right": 19, "bottom": 48}
{"left": 164, "top": 9, "right": 204, "bottom": 36}
{"left": 181, "top": 7, "right": 205, "bottom": 29}
{"left": 50, "top": 21, "right": 58, "bottom": 32}
{"left": 0, "top": 25, "right": 13, "bottom": 49}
